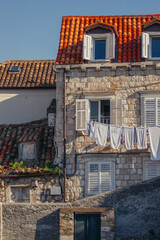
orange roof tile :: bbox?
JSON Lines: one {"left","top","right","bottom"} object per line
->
{"left": 56, "top": 14, "right": 160, "bottom": 64}
{"left": 0, "top": 60, "right": 56, "bottom": 88}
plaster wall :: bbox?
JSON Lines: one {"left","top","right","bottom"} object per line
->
{"left": 0, "top": 89, "right": 56, "bottom": 124}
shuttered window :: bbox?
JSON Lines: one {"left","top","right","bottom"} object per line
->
{"left": 143, "top": 98, "right": 160, "bottom": 127}
{"left": 83, "top": 33, "right": 115, "bottom": 61}
{"left": 146, "top": 161, "right": 160, "bottom": 179}
{"left": 142, "top": 32, "right": 149, "bottom": 58}
{"left": 76, "top": 98, "right": 122, "bottom": 131}
{"left": 88, "top": 162, "right": 115, "bottom": 195}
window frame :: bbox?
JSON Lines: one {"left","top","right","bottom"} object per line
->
{"left": 87, "top": 160, "right": 115, "bottom": 196}
{"left": 149, "top": 32, "right": 160, "bottom": 60}
{"left": 90, "top": 99, "right": 110, "bottom": 124}
{"left": 83, "top": 33, "right": 115, "bottom": 61}
{"left": 143, "top": 160, "right": 160, "bottom": 180}
{"left": 141, "top": 94, "right": 160, "bottom": 127}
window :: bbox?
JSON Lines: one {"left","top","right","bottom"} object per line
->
{"left": 88, "top": 162, "right": 115, "bottom": 195}
{"left": 9, "top": 65, "right": 20, "bottom": 73}
{"left": 144, "top": 161, "right": 160, "bottom": 180}
{"left": 19, "top": 142, "right": 36, "bottom": 160}
{"left": 10, "top": 186, "right": 30, "bottom": 203}
{"left": 83, "top": 33, "right": 115, "bottom": 61}
{"left": 76, "top": 98, "right": 122, "bottom": 131}
{"left": 141, "top": 96, "right": 160, "bottom": 127}
{"left": 142, "top": 32, "right": 160, "bottom": 59}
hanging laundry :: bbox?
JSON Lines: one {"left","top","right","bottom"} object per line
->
{"left": 123, "top": 127, "right": 134, "bottom": 150}
{"left": 90, "top": 121, "right": 97, "bottom": 140}
{"left": 148, "top": 126, "right": 160, "bottom": 160}
{"left": 95, "top": 123, "right": 108, "bottom": 147}
{"left": 136, "top": 127, "right": 147, "bottom": 150}
{"left": 110, "top": 125, "right": 122, "bottom": 149}
{"left": 87, "top": 123, "right": 91, "bottom": 136}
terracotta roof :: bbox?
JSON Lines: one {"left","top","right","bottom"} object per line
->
{"left": 56, "top": 14, "right": 160, "bottom": 64}
{"left": 0, "top": 118, "right": 54, "bottom": 166}
{"left": 0, "top": 60, "right": 56, "bottom": 88}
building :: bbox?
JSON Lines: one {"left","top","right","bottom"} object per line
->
{"left": 55, "top": 14, "right": 160, "bottom": 201}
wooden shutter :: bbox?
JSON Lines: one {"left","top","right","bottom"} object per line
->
{"left": 88, "top": 163, "right": 99, "bottom": 195}
{"left": 110, "top": 99, "right": 122, "bottom": 126}
{"left": 107, "top": 33, "right": 115, "bottom": 59}
{"left": 83, "top": 35, "right": 92, "bottom": 60}
{"left": 142, "top": 32, "right": 149, "bottom": 58}
{"left": 100, "top": 163, "right": 111, "bottom": 192}
{"left": 76, "top": 99, "right": 89, "bottom": 131}
{"left": 147, "top": 162, "right": 160, "bottom": 179}
{"left": 144, "top": 98, "right": 156, "bottom": 127}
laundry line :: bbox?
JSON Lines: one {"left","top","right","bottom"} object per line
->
{"left": 87, "top": 121, "right": 160, "bottom": 161}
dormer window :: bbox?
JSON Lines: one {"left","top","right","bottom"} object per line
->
{"left": 83, "top": 22, "right": 117, "bottom": 62}
{"left": 142, "top": 19, "right": 160, "bottom": 60}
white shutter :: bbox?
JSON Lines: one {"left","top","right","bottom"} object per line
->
{"left": 157, "top": 98, "right": 160, "bottom": 125}
{"left": 144, "top": 98, "right": 156, "bottom": 127}
{"left": 107, "top": 33, "right": 115, "bottom": 59}
{"left": 83, "top": 35, "right": 92, "bottom": 60}
{"left": 147, "top": 161, "right": 160, "bottom": 179}
{"left": 110, "top": 99, "right": 122, "bottom": 126}
{"left": 88, "top": 163, "right": 99, "bottom": 195}
{"left": 76, "top": 99, "right": 89, "bottom": 131}
{"left": 100, "top": 163, "right": 111, "bottom": 192}
{"left": 142, "top": 32, "right": 149, "bottom": 58}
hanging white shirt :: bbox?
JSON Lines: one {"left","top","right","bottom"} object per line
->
{"left": 136, "top": 127, "right": 147, "bottom": 150}
{"left": 110, "top": 125, "right": 122, "bottom": 149}
{"left": 123, "top": 127, "right": 134, "bottom": 150}
{"left": 148, "top": 126, "right": 160, "bottom": 160}
{"left": 95, "top": 123, "right": 108, "bottom": 147}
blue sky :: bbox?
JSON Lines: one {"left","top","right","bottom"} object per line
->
{"left": 0, "top": 0, "right": 159, "bottom": 62}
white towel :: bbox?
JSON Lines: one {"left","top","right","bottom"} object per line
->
{"left": 90, "top": 121, "right": 96, "bottom": 140}
{"left": 95, "top": 123, "right": 108, "bottom": 147}
{"left": 148, "top": 126, "right": 160, "bottom": 160}
{"left": 136, "top": 127, "right": 147, "bottom": 150}
{"left": 123, "top": 127, "right": 134, "bottom": 150}
{"left": 110, "top": 125, "right": 122, "bottom": 149}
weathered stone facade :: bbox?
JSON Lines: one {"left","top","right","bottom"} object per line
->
{"left": 55, "top": 62, "right": 160, "bottom": 201}
{"left": 0, "top": 175, "right": 63, "bottom": 203}
{"left": 0, "top": 176, "right": 160, "bottom": 240}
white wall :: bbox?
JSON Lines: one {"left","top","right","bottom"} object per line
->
{"left": 0, "top": 89, "right": 56, "bottom": 124}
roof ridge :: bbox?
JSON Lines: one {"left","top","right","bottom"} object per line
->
{"left": 62, "top": 14, "right": 160, "bottom": 18}
{"left": 0, "top": 59, "right": 55, "bottom": 65}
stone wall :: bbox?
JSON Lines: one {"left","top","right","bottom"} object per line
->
{"left": 0, "top": 175, "right": 63, "bottom": 203}
{"left": 55, "top": 62, "right": 160, "bottom": 201}
{"left": 0, "top": 176, "right": 160, "bottom": 240}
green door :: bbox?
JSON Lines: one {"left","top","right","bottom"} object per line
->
{"left": 74, "top": 213, "right": 100, "bottom": 240}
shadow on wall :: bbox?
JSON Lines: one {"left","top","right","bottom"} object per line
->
{"left": 35, "top": 209, "right": 59, "bottom": 240}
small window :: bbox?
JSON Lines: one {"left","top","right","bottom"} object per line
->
{"left": 90, "top": 100, "right": 110, "bottom": 124}
{"left": 88, "top": 161, "right": 115, "bottom": 195}
{"left": 94, "top": 39, "right": 106, "bottom": 60}
{"left": 151, "top": 36, "right": 160, "bottom": 58}
{"left": 142, "top": 32, "right": 160, "bottom": 59}
{"left": 144, "top": 161, "right": 160, "bottom": 180}
{"left": 83, "top": 33, "right": 115, "bottom": 61}
{"left": 141, "top": 96, "right": 160, "bottom": 127}
{"left": 9, "top": 66, "right": 20, "bottom": 73}
{"left": 19, "top": 142, "right": 36, "bottom": 161}
{"left": 10, "top": 186, "right": 30, "bottom": 203}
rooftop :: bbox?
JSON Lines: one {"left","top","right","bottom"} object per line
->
{"left": 56, "top": 14, "right": 160, "bottom": 64}
{"left": 0, "top": 60, "right": 56, "bottom": 88}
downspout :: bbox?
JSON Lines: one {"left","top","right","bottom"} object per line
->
{"left": 63, "top": 69, "right": 67, "bottom": 202}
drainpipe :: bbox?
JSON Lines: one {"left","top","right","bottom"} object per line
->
{"left": 63, "top": 69, "right": 67, "bottom": 202}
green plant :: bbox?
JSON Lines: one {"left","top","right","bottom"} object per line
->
{"left": 9, "top": 161, "right": 23, "bottom": 169}
{"left": 53, "top": 166, "right": 63, "bottom": 176}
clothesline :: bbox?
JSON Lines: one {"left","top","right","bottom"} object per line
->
{"left": 87, "top": 121, "right": 160, "bottom": 161}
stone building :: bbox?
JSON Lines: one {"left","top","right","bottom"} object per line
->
{"left": 55, "top": 14, "right": 160, "bottom": 201}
